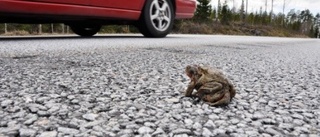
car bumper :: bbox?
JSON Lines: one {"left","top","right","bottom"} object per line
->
{"left": 175, "top": 0, "right": 197, "bottom": 19}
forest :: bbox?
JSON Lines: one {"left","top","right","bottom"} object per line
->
{"left": 0, "top": 0, "right": 319, "bottom": 38}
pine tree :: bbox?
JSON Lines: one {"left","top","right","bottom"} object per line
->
{"left": 211, "top": 7, "right": 217, "bottom": 20}
{"left": 194, "top": 0, "right": 212, "bottom": 21}
{"left": 220, "top": 2, "right": 231, "bottom": 25}
{"left": 314, "top": 26, "right": 319, "bottom": 38}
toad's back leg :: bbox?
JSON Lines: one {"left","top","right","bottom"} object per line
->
{"left": 206, "top": 92, "right": 231, "bottom": 106}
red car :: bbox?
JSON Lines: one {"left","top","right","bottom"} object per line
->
{"left": 0, "top": 0, "right": 196, "bottom": 37}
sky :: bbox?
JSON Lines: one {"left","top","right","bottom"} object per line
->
{"left": 210, "top": 0, "right": 320, "bottom": 15}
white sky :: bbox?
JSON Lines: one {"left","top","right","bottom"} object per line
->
{"left": 210, "top": 0, "right": 320, "bottom": 15}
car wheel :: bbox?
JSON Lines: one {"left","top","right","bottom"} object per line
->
{"left": 70, "top": 24, "right": 101, "bottom": 37}
{"left": 138, "top": 0, "right": 174, "bottom": 38}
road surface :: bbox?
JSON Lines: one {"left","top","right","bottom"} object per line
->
{"left": 0, "top": 34, "right": 320, "bottom": 137}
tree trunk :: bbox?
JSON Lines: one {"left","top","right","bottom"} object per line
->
{"left": 265, "top": 0, "right": 267, "bottom": 13}
{"left": 282, "top": 0, "right": 286, "bottom": 25}
{"left": 4, "top": 23, "right": 7, "bottom": 34}
{"left": 240, "top": 0, "right": 244, "bottom": 22}
{"left": 246, "top": 0, "right": 248, "bottom": 21}
{"left": 67, "top": 26, "right": 69, "bottom": 34}
{"left": 217, "top": 0, "right": 221, "bottom": 21}
{"left": 38, "top": 24, "right": 42, "bottom": 34}
{"left": 271, "top": 0, "right": 274, "bottom": 22}
{"left": 61, "top": 24, "right": 65, "bottom": 34}
{"left": 51, "top": 24, "right": 54, "bottom": 33}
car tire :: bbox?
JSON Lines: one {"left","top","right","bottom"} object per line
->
{"left": 70, "top": 24, "right": 101, "bottom": 37}
{"left": 137, "top": 0, "right": 174, "bottom": 38}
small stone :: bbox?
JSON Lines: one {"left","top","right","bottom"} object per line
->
{"left": 0, "top": 127, "right": 19, "bottom": 137}
{"left": 71, "top": 99, "right": 80, "bottom": 104}
{"left": 251, "top": 121, "right": 262, "bottom": 127}
{"left": 24, "top": 115, "right": 38, "bottom": 125}
{"left": 182, "top": 101, "right": 193, "bottom": 108}
{"left": 173, "top": 114, "right": 182, "bottom": 120}
{"left": 244, "top": 89, "right": 254, "bottom": 92}
{"left": 184, "top": 119, "right": 193, "bottom": 127}
{"left": 292, "top": 113, "right": 304, "bottom": 120}
{"left": 174, "top": 134, "right": 188, "bottom": 137}
{"left": 0, "top": 121, "right": 8, "bottom": 127}
{"left": 37, "top": 111, "right": 50, "bottom": 117}
{"left": 214, "top": 120, "right": 228, "bottom": 127}
{"left": 245, "top": 130, "right": 260, "bottom": 137}
{"left": 1, "top": 100, "right": 13, "bottom": 107}
{"left": 302, "top": 113, "right": 314, "bottom": 118}
{"left": 105, "top": 131, "right": 116, "bottom": 137}
{"left": 252, "top": 112, "right": 264, "bottom": 120}
{"left": 267, "top": 100, "right": 278, "bottom": 107}
{"left": 213, "top": 129, "right": 227, "bottom": 136}
{"left": 264, "top": 128, "right": 282, "bottom": 136}
{"left": 261, "top": 133, "right": 272, "bottom": 137}
{"left": 152, "top": 128, "right": 165, "bottom": 136}
{"left": 111, "top": 125, "right": 120, "bottom": 132}
{"left": 262, "top": 118, "right": 277, "bottom": 125}
{"left": 34, "top": 118, "right": 50, "bottom": 126}
{"left": 208, "top": 114, "right": 219, "bottom": 120}
{"left": 138, "top": 126, "right": 154, "bottom": 134}
{"left": 202, "top": 128, "right": 213, "bottom": 137}
{"left": 274, "top": 109, "right": 289, "bottom": 114}
{"left": 213, "top": 108, "right": 223, "bottom": 114}
{"left": 58, "top": 127, "right": 80, "bottom": 134}
{"left": 19, "top": 129, "right": 36, "bottom": 137}
{"left": 83, "top": 113, "right": 99, "bottom": 121}
{"left": 133, "top": 104, "right": 145, "bottom": 110}
{"left": 47, "top": 105, "right": 60, "bottom": 114}
{"left": 204, "top": 120, "right": 215, "bottom": 128}
{"left": 38, "top": 131, "right": 58, "bottom": 137}
{"left": 144, "top": 122, "right": 156, "bottom": 128}
{"left": 28, "top": 106, "right": 39, "bottom": 113}
{"left": 120, "top": 114, "right": 129, "bottom": 119}
{"left": 294, "top": 127, "right": 310, "bottom": 134}
{"left": 279, "top": 123, "right": 294, "bottom": 130}
{"left": 118, "top": 129, "right": 134, "bottom": 135}
{"left": 192, "top": 122, "right": 202, "bottom": 129}
{"left": 91, "top": 131, "right": 104, "bottom": 136}
{"left": 172, "top": 104, "right": 182, "bottom": 109}
{"left": 195, "top": 109, "right": 205, "bottom": 115}
{"left": 230, "top": 118, "right": 240, "bottom": 124}
{"left": 172, "top": 128, "right": 192, "bottom": 134}
{"left": 292, "top": 119, "right": 304, "bottom": 126}
{"left": 237, "top": 123, "right": 247, "bottom": 128}
{"left": 282, "top": 116, "right": 293, "bottom": 123}
{"left": 165, "top": 98, "right": 180, "bottom": 103}
{"left": 126, "top": 124, "right": 139, "bottom": 129}
{"left": 83, "top": 120, "right": 104, "bottom": 128}
{"left": 292, "top": 101, "right": 305, "bottom": 108}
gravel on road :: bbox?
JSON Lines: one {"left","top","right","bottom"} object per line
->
{"left": 0, "top": 35, "right": 319, "bottom": 137}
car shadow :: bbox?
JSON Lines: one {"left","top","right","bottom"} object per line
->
{"left": 0, "top": 34, "right": 179, "bottom": 41}
{"left": 0, "top": 35, "right": 145, "bottom": 41}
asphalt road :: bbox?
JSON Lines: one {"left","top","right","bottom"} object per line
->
{"left": 0, "top": 34, "right": 320, "bottom": 137}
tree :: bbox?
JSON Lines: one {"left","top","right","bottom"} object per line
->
{"left": 216, "top": 0, "right": 222, "bottom": 21}
{"left": 211, "top": 7, "right": 217, "bottom": 20}
{"left": 4, "top": 23, "right": 7, "bottom": 34}
{"left": 299, "top": 9, "right": 313, "bottom": 34}
{"left": 270, "top": 0, "right": 274, "bottom": 22}
{"left": 248, "top": 12, "right": 255, "bottom": 25}
{"left": 194, "top": 0, "right": 212, "bottom": 21}
{"left": 309, "top": 25, "right": 314, "bottom": 37}
{"left": 315, "top": 26, "right": 319, "bottom": 38}
{"left": 240, "top": 0, "right": 245, "bottom": 22}
{"left": 220, "top": 2, "right": 232, "bottom": 25}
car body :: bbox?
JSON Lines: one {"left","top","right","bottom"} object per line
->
{"left": 0, "top": 0, "right": 196, "bottom": 37}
